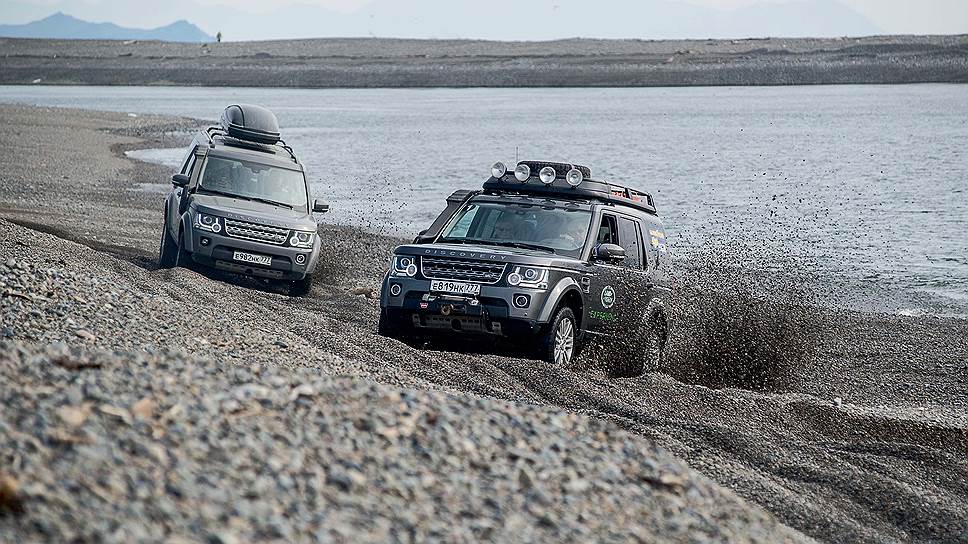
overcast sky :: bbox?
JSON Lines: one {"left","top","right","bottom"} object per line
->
{"left": 3, "top": 0, "right": 967, "bottom": 39}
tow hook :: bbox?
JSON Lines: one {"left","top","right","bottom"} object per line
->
{"left": 441, "top": 304, "right": 453, "bottom": 316}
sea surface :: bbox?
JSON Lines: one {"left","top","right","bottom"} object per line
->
{"left": 1, "top": 85, "right": 965, "bottom": 316}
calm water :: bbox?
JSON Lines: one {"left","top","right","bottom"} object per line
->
{"left": 1, "top": 85, "right": 966, "bottom": 315}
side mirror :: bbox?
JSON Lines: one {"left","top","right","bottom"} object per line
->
{"left": 312, "top": 199, "right": 330, "bottom": 213}
{"left": 595, "top": 243, "right": 626, "bottom": 263}
{"left": 171, "top": 173, "right": 190, "bottom": 187}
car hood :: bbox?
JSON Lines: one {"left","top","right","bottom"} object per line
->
{"left": 190, "top": 194, "right": 315, "bottom": 230}
{"left": 394, "top": 243, "right": 583, "bottom": 268}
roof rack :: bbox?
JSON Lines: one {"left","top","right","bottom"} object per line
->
{"left": 483, "top": 160, "right": 657, "bottom": 215}
{"left": 203, "top": 126, "right": 299, "bottom": 164}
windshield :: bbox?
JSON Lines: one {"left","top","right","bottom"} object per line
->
{"left": 439, "top": 200, "right": 592, "bottom": 258}
{"left": 198, "top": 156, "right": 308, "bottom": 210}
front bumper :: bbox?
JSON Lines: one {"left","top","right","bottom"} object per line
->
{"left": 380, "top": 276, "right": 551, "bottom": 337}
{"left": 183, "top": 227, "right": 318, "bottom": 281}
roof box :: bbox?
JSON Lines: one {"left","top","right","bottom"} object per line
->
{"left": 219, "top": 104, "right": 281, "bottom": 145}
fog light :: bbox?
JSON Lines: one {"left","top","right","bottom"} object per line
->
{"left": 539, "top": 167, "right": 556, "bottom": 184}
{"left": 514, "top": 164, "right": 531, "bottom": 182}
{"left": 295, "top": 254, "right": 306, "bottom": 265}
{"left": 200, "top": 237, "right": 211, "bottom": 246}
{"left": 389, "top": 283, "right": 402, "bottom": 297}
{"left": 513, "top": 294, "right": 530, "bottom": 308}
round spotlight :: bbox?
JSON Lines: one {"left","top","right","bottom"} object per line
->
{"left": 389, "top": 283, "right": 402, "bottom": 297}
{"left": 405, "top": 264, "right": 418, "bottom": 277}
{"left": 507, "top": 272, "right": 522, "bottom": 286}
{"left": 212, "top": 222, "right": 222, "bottom": 233}
{"left": 295, "top": 254, "right": 307, "bottom": 265}
{"left": 539, "top": 166, "right": 556, "bottom": 184}
{"left": 514, "top": 164, "right": 531, "bottom": 182}
{"left": 565, "top": 168, "right": 583, "bottom": 187}
{"left": 491, "top": 162, "right": 507, "bottom": 179}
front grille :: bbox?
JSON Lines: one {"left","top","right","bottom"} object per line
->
{"left": 224, "top": 218, "right": 290, "bottom": 246}
{"left": 421, "top": 257, "right": 506, "bottom": 284}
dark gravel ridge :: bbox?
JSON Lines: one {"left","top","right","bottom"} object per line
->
{"left": 0, "top": 34, "right": 966, "bottom": 87}
{"left": 1, "top": 103, "right": 967, "bottom": 542}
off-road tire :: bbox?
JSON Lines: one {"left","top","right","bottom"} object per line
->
{"left": 158, "top": 219, "right": 178, "bottom": 269}
{"left": 289, "top": 274, "right": 314, "bottom": 297}
{"left": 378, "top": 308, "right": 408, "bottom": 340}
{"left": 174, "top": 229, "right": 193, "bottom": 269}
{"left": 538, "top": 306, "right": 578, "bottom": 366}
{"left": 610, "top": 317, "right": 664, "bottom": 378}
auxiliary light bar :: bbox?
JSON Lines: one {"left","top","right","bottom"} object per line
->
{"left": 489, "top": 161, "right": 586, "bottom": 187}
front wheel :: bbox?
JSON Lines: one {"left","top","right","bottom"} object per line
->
{"left": 174, "top": 229, "right": 193, "bottom": 269}
{"left": 289, "top": 274, "right": 313, "bottom": 297}
{"left": 538, "top": 307, "right": 578, "bottom": 366}
{"left": 378, "top": 308, "right": 408, "bottom": 340}
{"left": 158, "top": 219, "right": 178, "bottom": 269}
{"left": 609, "top": 317, "right": 663, "bottom": 378}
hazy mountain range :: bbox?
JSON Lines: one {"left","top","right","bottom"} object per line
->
{"left": 0, "top": 12, "right": 213, "bottom": 42}
{"left": 1, "top": 0, "right": 883, "bottom": 42}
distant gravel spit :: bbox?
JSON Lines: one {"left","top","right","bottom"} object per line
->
{"left": 1, "top": 34, "right": 967, "bottom": 87}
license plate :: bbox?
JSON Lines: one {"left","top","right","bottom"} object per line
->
{"left": 430, "top": 280, "right": 481, "bottom": 296}
{"left": 232, "top": 251, "right": 272, "bottom": 266}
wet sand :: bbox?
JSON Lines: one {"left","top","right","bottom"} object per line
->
{"left": 1, "top": 104, "right": 966, "bottom": 542}
{"left": 1, "top": 34, "right": 967, "bottom": 87}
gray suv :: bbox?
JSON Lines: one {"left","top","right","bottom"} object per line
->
{"left": 158, "top": 104, "right": 328, "bottom": 295}
{"left": 379, "top": 161, "right": 674, "bottom": 377}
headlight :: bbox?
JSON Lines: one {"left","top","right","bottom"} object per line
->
{"left": 391, "top": 255, "right": 418, "bottom": 277}
{"left": 508, "top": 266, "right": 548, "bottom": 289}
{"left": 194, "top": 213, "right": 222, "bottom": 233}
{"left": 290, "top": 230, "right": 315, "bottom": 248}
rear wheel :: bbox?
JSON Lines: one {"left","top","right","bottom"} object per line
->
{"left": 538, "top": 307, "right": 578, "bottom": 366}
{"left": 609, "top": 315, "right": 664, "bottom": 378}
{"left": 158, "top": 218, "right": 178, "bottom": 269}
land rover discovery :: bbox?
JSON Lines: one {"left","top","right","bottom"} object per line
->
{"left": 378, "top": 161, "right": 673, "bottom": 377}
{"left": 158, "top": 104, "right": 329, "bottom": 296}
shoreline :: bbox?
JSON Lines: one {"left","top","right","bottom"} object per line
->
{"left": 2, "top": 34, "right": 967, "bottom": 87}
{"left": 1, "top": 103, "right": 967, "bottom": 542}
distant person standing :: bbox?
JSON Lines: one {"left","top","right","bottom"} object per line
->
{"left": 216, "top": 31, "right": 222, "bottom": 43}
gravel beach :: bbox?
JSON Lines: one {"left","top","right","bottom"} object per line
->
{"left": 1, "top": 34, "right": 967, "bottom": 87}
{"left": 1, "top": 104, "right": 967, "bottom": 542}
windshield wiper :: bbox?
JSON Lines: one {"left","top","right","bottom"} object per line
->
{"left": 492, "top": 241, "right": 556, "bottom": 254}
{"left": 197, "top": 188, "right": 253, "bottom": 201}
{"left": 248, "top": 197, "right": 294, "bottom": 210}
{"left": 441, "top": 238, "right": 556, "bottom": 254}
{"left": 197, "top": 189, "right": 293, "bottom": 210}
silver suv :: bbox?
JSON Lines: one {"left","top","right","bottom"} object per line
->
{"left": 158, "top": 104, "right": 328, "bottom": 295}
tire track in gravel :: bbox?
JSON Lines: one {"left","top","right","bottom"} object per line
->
{"left": 3, "top": 103, "right": 967, "bottom": 543}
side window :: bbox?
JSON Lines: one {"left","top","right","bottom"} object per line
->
{"left": 617, "top": 217, "right": 643, "bottom": 270}
{"left": 597, "top": 214, "right": 618, "bottom": 245}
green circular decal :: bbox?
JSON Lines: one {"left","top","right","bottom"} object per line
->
{"left": 601, "top": 286, "right": 615, "bottom": 309}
